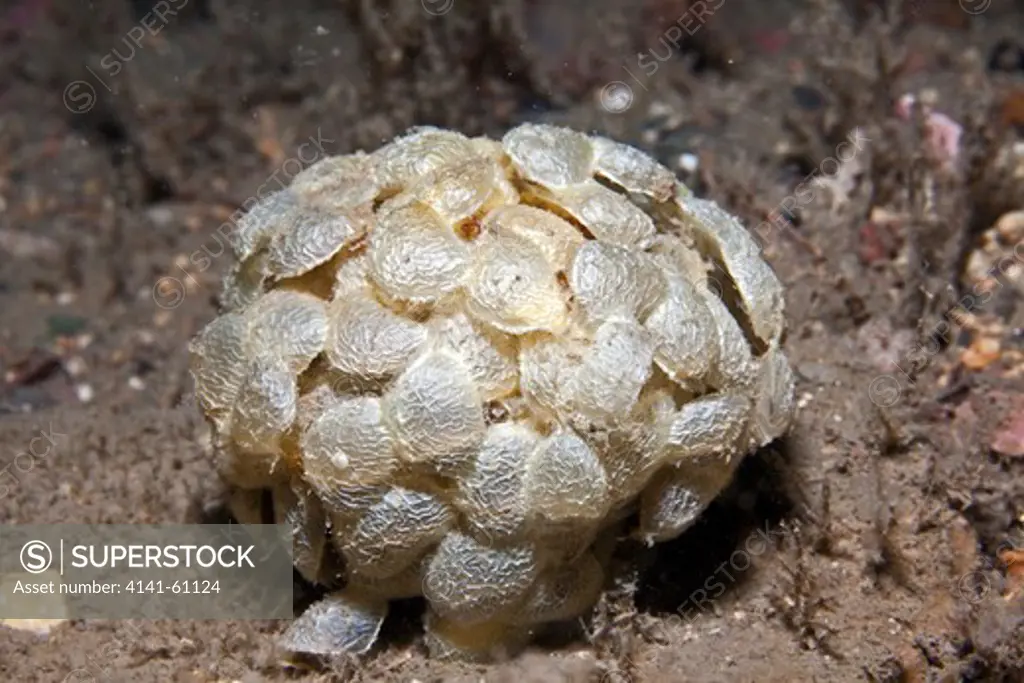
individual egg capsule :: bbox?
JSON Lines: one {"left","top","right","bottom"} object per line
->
{"left": 372, "top": 126, "right": 477, "bottom": 192}
{"left": 272, "top": 479, "right": 328, "bottom": 585}
{"left": 221, "top": 251, "right": 270, "bottom": 312}
{"left": 748, "top": 341, "right": 796, "bottom": 448}
{"left": 230, "top": 355, "right": 298, "bottom": 456}
{"left": 300, "top": 396, "right": 400, "bottom": 496}
{"left": 231, "top": 189, "right": 299, "bottom": 261}
{"left": 590, "top": 135, "right": 677, "bottom": 202}
{"left": 548, "top": 181, "right": 657, "bottom": 248}
{"left": 346, "top": 556, "right": 427, "bottom": 601}
{"left": 562, "top": 318, "right": 655, "bottom": 422}
{"left": 324, "top": 294, "right": 428, "bottom": 388}
{"left": 676, "top": 194, "right": 786, "bottom": 347}
{"left": 279, "top": 589, "right": 388, "bottom": 657}
{"left": 422, "top": 531, "right": 540, "bottom": 623}
{"left": 698, "top": 289, "right": 759, "bottom": 393}
{"left": 367, "top": 199, "right": 471, "bottom": 305}
{"left": 264, "top": 208, "right": 364, "bottom": 281}
{"left": 455, "top": 422, "right": 538, "bottom": 544}
{"left": 517, "top": 333, "right": 582, "bottom": 421}
{"left": 188, "top": 311, "right": 249, "bottom": 431}
{"left": 383, "top": 349, "right": 486, "bottom": 473}
{"left": 569, "top": 241, "right": 664, "bottom": 327}
{"left": 427, "top": 312, "right": 519, "bottom": 401}
{"left": 336, "top": 486, "right": 453, "bottom": 580}
{"left": 664, "top": 393, "right": 750, "bottom": 464}
{"left": 643, "top": 274, "right": 719, "bottom": 391}
{"left": 244, "top": 290, "right": 328, "bottom": 375}
{"left": 289, "top": 152, "right": 381, "bottom": 213}
{"left": 637, "top": 458, "right": 740, "bottom": 544}
{"left": 409, "top": 157, "right": 508, "bottom": 224}
{"left": 510, "top": 551, "right": 604, "bottom": 625}
{"left": 585, "top": 389, "right": 672, "bottom": 508}
{"left": 523, "top": 428, "right": 610, "bottom": 526}
{"left": 501, "top": 123, "right": 595, "bottom": 189}
{"left": 423, "top": 610, "right": 532, "bottom": 662}
{"left": 481, "top": 204, "right": 585, "bottom": 274}
{"left": 465, "top": 232, "right": 569, "bottom": 335}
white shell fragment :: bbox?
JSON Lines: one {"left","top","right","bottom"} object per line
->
{"left": 189, "top": 122, "right": 795, "bottom": 662}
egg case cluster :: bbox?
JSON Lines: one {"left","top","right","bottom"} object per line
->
{"left": 188, "top": 123, "right": 795, "bottom": 659}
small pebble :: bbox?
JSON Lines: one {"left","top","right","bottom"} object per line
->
{"left": 76, "top": 383, "right": 94, "bottom": 403}
{"left": 128, "top": 377, "right": 145, "bottom": 391}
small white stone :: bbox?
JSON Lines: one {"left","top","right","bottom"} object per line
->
{"left": 76, "top": 383, "right": 94, "bottom": 403}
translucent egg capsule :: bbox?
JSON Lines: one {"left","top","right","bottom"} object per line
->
{"left": 699, "top": 288, "right": 759, "bottom": 392}
{"left": 524, "top": 429, "right": 609, "bottom": 525}
{"left": 279, "top": 590, "right": 388, "bottom": 657}
{"left": 265, "top": 208, "right": 363, "bottom": 280}
{"left": 230, "top": 356, "right": 298, "bottom": 456}
{"left": 232, "top": 190, "right": 299, "bottom": 261}
{"left": 221, "top": 252, "right": 270, "bottom": 312}
{"left": 748, "top": 342, "right": 796, "bottom": 448}
{"left": 324, "top": 295, "right": 428, "bottom": 387}
{"left": 410, "top": 157, "right": 509, "bottom": 224}
{"left": 373, "top": 127, "right": 477, "bottom": 192}
{"left": 638, "top": 459, "right": 738, "bottom": 544}
{"left": 215, "top": 439, "right": 283, "bottom": 490}
{"left": 423, "top": 531, "right": 539, "bottom": 623}
{"left": 588, "top": 392, "right": 672, "bottom": 506}
{"left": 517, "top": 334, "right": 581, "bottom": 420}
{"left": 643, "top": 274, "right": 719, "bottom": 390}
{"left": 677, "top": 195, "right": 786, "bottom": 346}
{"left": 428, "top": 312, "right": 519, "bottom": 400}
{"left": 424, "top": 611, "right": 532, "bottom": 662}
{"left": 590, "top": 136, "right": 676, "bottom": 201}
{"left": 329, "top": 251, "right": 371, "bottom": 300}
{"left": 383, "top": 349, "right": 486, "bottom": 471}
{"left": 367, "top": 200, "right": 471, "bottom": 304}
{"left": 289, "top": 153, "right": 381, "bottom": 213}
{"left": 338, "top": 487, "right": 453, "bottom": 579}
{"left": 456, "top": 422, "right": 538, "bottom": 543}
{"left": 569, "top": 242, "right": 664, "bottom": 326}
{"left": 665, "top": 393, "right": 750, "bottom": 463}
{"left": 550, "top": 182, "right": 656, "bottom": 248}
{"left": 272, "top": 479, "right": 328, "bottom": 584}
{"left": 347, "top": 558, "right": 427, "bottom": 601}
{"left": 188, "top": 311, "right": 249, "bottom": 428}
{"left": 564, "top": 319, "right": 655, "bottom": 422}
{"left": 501, "top": 123, "right": 595, "bottom": 189}
{"left": 482, "top": 204, "right": 585, "bottom": 274}
{"left": 465, "top": 232, "right": 569, "bottom": 335}
{"left": 245, "top": 290, "right": 328, "bottom": 374}
{"left": 300, "top": 396, "right": 399, "bottom": 493}
{"left": 510, "top": 551, "right": 604, "bottom": 625}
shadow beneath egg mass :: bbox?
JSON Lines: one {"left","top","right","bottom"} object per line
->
{"left": 632, "top": 439, "right": 797, "bottom": 618}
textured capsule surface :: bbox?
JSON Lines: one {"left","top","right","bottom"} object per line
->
{"left": 190, "top": 122, "right": 794, "bottom": 662}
